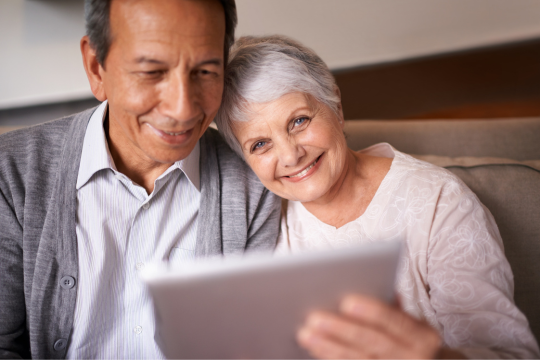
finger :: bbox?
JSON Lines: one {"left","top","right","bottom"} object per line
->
{"left": 301, "top": 310, "right": 442, "bottom": 359}
{"left": 340, "top": 295, "right": 420, "bottom": 339}
{"left": 303, "top": 311, "right": 398, "bottom": 355}
{"left": 297, "top": 326, "right": 367, "bottom": 359}
{"left": 340, "top": 295, "right": 441, "bottom": 353}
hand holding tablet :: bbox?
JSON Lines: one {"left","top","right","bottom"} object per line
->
{"left": 142, "top": 241, "right": 402, "bottom": 359}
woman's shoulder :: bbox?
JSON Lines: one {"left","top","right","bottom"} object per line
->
{"left": 362, "top": 143, "right": 472, "bottom": 198}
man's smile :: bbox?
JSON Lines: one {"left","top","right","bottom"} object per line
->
{"left": 145, "top": 123, "right": 195, "bottom": 145}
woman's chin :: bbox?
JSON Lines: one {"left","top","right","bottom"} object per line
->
{"left": 278, "top": 188, "right": 327, "bottom": 204}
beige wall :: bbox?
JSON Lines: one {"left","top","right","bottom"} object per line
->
{"left": 1, "top": 0, "right": 540, "bottom": 109}
{"left": 0, "top": 0, "right": 89, "bottom": 109}
{"left": 236, "top": 0, "right": 540, "bottom": 69}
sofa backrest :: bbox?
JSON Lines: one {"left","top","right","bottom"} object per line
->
{"left": 448, "top": 163, "right": 540, "bottom": 342}
{"left": 344, "top": 118, "right": 540, "bottom": 160}
{"left": 345, "top": 118, "right": 540, "bottom": 343}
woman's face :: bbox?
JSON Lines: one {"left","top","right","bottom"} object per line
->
{"left": 232, "top": 92, "right": 348, "bottom": 203}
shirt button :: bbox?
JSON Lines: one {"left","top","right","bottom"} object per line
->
{"left": 142, "top": 203, "right": 149, "bottom": 210}
{"left": 136, "top": 262, "right": 145, "bottom": 270}
{"left": 54, "top": 338, "right": 68, "bottom": 351}
{"left": 134, "top": 325, "right": 143, "bottom": 335}
{"left": 115, "top": 174, "right": 123, "bottom": 181}
{"left": 60, "top": 276, "right": 76, "bottom": 290}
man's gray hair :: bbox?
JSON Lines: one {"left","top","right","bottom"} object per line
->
{"left": 214, "top": 35, "right": 340, "bottom": 158}
{"left": 84, "top": 0, "right": 237, "bottom": 67}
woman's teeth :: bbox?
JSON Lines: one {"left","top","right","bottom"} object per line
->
{"left": 289, "top": 158, "right": 318, "bottom": 178}
{"left": 164, "top": 130, "right": 188, "bottom": 136}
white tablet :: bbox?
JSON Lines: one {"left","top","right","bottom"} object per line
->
{"left": 142, "top": 241, "right": 402, "bottom": 359}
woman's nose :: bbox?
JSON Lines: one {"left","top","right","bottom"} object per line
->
{"left": 277, "top": 140, "right": 306, "bottom": 167}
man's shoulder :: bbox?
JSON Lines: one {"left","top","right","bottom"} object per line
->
{"left": 0, "top": 117, "right": 70, "bottom": 154}
{"left": 0, "top": 106, "right": 96, "bottom": 191}
{"left": 198, "top": 127, "right": 280, "bottom": 255}
{"left": 0, "top": 107, "right": 96, "bottom": 157}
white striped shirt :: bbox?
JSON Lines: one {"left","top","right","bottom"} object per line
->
{"left": 67, "top": 101, "right": 200, "bottom": 359}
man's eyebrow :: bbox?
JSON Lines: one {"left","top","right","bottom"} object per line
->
{"left": 133, "top": 57, "right": 223, "bottom": 66}
{"left": 134, "top": 56, "right": 167, "bottom": 65}
{"left": 196, "top": 58, "right": 223, "bottom": 67}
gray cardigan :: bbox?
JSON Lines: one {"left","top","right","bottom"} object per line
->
{"left": 0, "top": 107, "right": 281, "bottom": 359}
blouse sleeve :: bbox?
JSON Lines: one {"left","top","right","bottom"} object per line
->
{"left": 427, "top": 181, "right": 539, "bottom": 358}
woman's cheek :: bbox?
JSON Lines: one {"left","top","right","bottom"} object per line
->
{"left": 250, "top": 155, "right": 276, "bottom": 183}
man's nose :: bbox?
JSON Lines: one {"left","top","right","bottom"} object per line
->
{"left": 277, "top": 139, "right": 306, "bottom": 168}
{"left": 160, "top": 73, "right": 201, "bottom": 122}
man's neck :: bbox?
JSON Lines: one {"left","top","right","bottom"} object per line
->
{"left": 104, "top": 115, "right": 172, "bottom": 194}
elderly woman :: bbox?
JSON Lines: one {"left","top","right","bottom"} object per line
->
{"left": 214, "top": 35, "right": 539, "bottom": 359}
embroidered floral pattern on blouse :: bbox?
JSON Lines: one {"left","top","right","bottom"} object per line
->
{"left": 276, "top": 143, "right": 539, "bottom": 359}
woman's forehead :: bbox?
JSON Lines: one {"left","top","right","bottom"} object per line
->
{"left": 245, "top": 93, "right": 317, "bottom": 122}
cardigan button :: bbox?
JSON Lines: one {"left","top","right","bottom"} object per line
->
{"left": 53, "top": 338, "right": 68, "bottom": 351}
{"left": 60, "top": 276, "right": 76, "bottom": 290}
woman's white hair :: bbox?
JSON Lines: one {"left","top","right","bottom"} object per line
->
{"left": 214, "top": 35, "right": 340, "bottom": 158}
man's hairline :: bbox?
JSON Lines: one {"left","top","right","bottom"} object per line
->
{"left": 90, "top": 0, "right": 231, "bottom": 70}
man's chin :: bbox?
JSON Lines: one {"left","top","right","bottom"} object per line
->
{"left": 135, "top": 136, "right": 194, "bottom": 163}
{"left": 150, "top": 147, "right": 197, "bottom": 164}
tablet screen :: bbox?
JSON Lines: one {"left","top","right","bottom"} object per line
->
{"left": 142, "top": 241, "right": 402, "bottom": 359}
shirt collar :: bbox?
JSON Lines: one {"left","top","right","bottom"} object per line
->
{"left": 174, "top": 140, "right": 200, "bottom": 191}
{"left": 77, "top": 101, "right": 113, "bottom": 190}
{"left": 76, "top": 100, "right": 200, "bottom": 192}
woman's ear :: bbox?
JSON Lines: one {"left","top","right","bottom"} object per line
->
{"left": 80, "top": 35, "right": 107, "bottom": 101}
{"left": 334, "top": 85, "right": 345, "bottom": 129}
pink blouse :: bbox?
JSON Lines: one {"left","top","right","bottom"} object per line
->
{"left": 277, "top": 143, "right": 539, "bottom": 359}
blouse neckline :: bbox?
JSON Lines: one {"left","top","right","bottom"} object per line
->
{"left": 291, "top": 143, "right": 398, "bottom": 232}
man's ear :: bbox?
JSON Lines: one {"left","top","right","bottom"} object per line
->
{"left": 80, "top": 36, "right": 107, "bottom": 101}
{"left": 334, "top": 85, "right": 345, "bottom": 128}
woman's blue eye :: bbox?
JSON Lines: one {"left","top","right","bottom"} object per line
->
{"left": 252, "top": 141, "right": 266, "bottom": 151}
{"left": 294, "top": 117, "right": 308, "bottom": 126}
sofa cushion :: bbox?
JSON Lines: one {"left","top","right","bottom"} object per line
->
{"left": 414, "top": 155, "right": 540, "bottom": 342}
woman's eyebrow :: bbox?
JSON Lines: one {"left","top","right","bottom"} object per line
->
{"left": 288, "top": 106, "right": 314, "bottom": 118}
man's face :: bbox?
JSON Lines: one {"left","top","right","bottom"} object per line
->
{"left": 100, "top": 0, "right": 225, "bottom": 165}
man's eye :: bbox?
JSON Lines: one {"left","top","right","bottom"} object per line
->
{"left": 141, "top": 70, "right": 165, "bottom": 78}
{"left": 195, "top": 69, "right": 216, "bottom": 77}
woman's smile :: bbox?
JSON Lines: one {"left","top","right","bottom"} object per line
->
{"left": 282, "top": 154, "right": 323, "bottom": 182}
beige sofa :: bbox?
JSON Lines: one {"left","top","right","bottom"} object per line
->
{"left": 345, "top": 117, "right": 540, "bottom": 343}
{"left": 0, "top": 126, "right": 22, "bottom": 135}
{"left": 2, "top": 118, "right": 539, "bottom": 342}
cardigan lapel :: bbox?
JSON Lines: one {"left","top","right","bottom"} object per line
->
{"left": 195, "top": 129, "right": 223, "bottom": 258}
{"left": 30, "top": 107, "right": 95, "bottom": 359}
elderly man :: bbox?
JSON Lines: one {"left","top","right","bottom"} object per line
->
{"left": 0, "top": 0, "right": 280, "bottom": 358}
